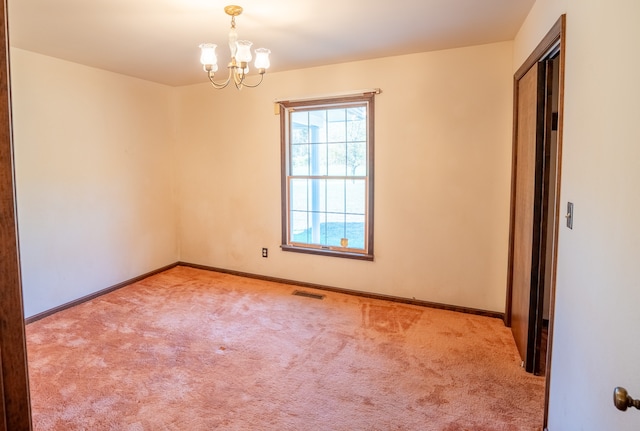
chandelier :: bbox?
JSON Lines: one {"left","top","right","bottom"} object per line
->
{"left": 199, "top": 5, "right": 271, "bottom": 90}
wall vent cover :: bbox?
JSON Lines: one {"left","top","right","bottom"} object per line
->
{"left": 292, "top": 290, "right": 325, "bottom": 300}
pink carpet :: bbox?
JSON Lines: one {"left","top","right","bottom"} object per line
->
{"left": 26, "top": 266, "right": 544, "bottom": 430}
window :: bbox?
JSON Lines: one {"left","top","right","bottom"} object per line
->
{"left": 280, "top": 92, "right": 375, "bottom": 260}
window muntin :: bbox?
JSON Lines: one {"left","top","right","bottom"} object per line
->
{"left": 281, "top": 94, "right": 374, "bottom": 260}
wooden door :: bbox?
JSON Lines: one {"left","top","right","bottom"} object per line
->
{"left": 509, "top": 62, "right": 546, "bottom": 372}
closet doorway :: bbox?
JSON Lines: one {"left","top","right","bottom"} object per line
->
{"left": 505, "top": 14, "right": 565, "bottom": 398}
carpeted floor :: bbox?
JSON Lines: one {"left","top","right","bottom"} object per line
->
{"left": 26, "top": 266, "right": 544, "bottom": 430}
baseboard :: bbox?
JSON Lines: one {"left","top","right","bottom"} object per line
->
{"left": 25, "top": 261, "right": 505, "bottom": 324}
{"left": 178, "top": 261, "right": 505, "bottom": 320}
{"left": 25, "top": 262, "right": 180, "bottom": 324}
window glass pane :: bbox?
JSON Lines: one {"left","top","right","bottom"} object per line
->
{"left": 347, "top": 142, "right": 367, "bottom": 176}
{"left": 309, "top": 143, "right": 328, "bottom": 176}
{"left": 290, "top": 210, "right": 310, "bottom": 243}
{"left": 328, "top": 108, "right": 346, "bottom": 122}
{"left": 347, "top": 106, "right": 367, "bottom": 142}
{"left": 325, "top": 212, "right": 346, "bottom": 247}
{"left": 345, "top": 179, "right": 366, "bottom": 214}
{"left": 346, "top": 214, "right": 365, "bottom": 249}
{"left": 291, "top": 143, "right": 309, "bottom": 176}
{"left": 291, "top": 111, "right": 309, "bottom": 144}
{"left": 307, "top": 178, "right": 327, "bottom": 213}
{"left": 307, "top": 211, "right": 326, "bottom": 245}
{"left": 290, "top": 179, "right": 308, "bottom": 212}
{"left": 327, "top": 109, "right": 346, "bottom": 143}
{"left": 326, "top": 179, "right": 345, "bottom": 213}
{"left": 327, "top": 143, "right": 347, "bottom": 176}
{"left": 308, "top": 111, "right": 327, "bottom": 143}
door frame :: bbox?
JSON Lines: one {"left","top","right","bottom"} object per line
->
{"left": 504, "top": 14, "right": 565, "bottom": 429}
{"left": 0, "top": 0, "right": 32, "bottom": 428}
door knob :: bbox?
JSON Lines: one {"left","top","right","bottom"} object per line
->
{"left": 614, "top": 387, "right": 640, "bottom": 411}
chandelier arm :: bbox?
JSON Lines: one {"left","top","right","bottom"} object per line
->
{"left": 235, "top": 72, "right": 264, "bottom": 89}
{"left": 233, "top": 68, "right": 245, "bottom": 89}
{"left": 207, "top": 69, "right": 232, "bottom": 89}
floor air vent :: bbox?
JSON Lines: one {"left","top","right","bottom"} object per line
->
{"left": 292, "top": 290, "right": 325, "bottom": 300}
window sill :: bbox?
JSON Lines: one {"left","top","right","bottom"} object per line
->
{"left": 281, "top": 244, "right": 374, "bottom": 261}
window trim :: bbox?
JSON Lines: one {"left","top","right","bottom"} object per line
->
{"left": 279, "top": 93, "right": 375, "bottom": 261}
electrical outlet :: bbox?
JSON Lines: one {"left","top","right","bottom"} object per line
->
{"left": 262, "top": 248, "right": 268, "bottom": 258}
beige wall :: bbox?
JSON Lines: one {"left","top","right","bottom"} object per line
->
{"left": 177, "top": 42, "right": 514, "bottom": 312}
{"left": 10, "top": 48, "right": 179, "bottom": 318}
{"left": 11, "top": 41, "right": 514, "bottom": 317}
{"left": 515, "top": 1, "right": 640, "bottom": 430}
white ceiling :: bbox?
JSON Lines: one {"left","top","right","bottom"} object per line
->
{"left": 7, "top": 0, "right": 535, "bottom": 87}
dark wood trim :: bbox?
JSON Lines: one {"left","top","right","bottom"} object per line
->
{"left": 543, "top": 14, "right": 566, "bottom": 431}
{"left": 505, "top": 15, "right": 565, "bottom": 329}
{"left": 280, "top": 244, "right": 374, "bottom": 261}
{"left": 178, "top": 261, "right": 505, "bottom": 320}
{"left": 0, "top": 0, "right": 32, "bottom": 427}
{"left": 25, "top": 263, "right": 179, "bottom": 324}
{"left": 515, "top": 17, "right": 564, "bottom": 81}
{"left": 25, "top": 259, "right": 505, "bottom": 328}
{"left": 0, "top": 338, "right": 7, "bottom": 431}
{"left": 276, "top": 92, "right": 380, "bottom": 109}
{"left": 526, "top": 64, "right": 548, "bottom": 373}
{"left": 0, "top": 348, "right": 5, "bottom": 431}
{"left": 367, "top": 94, "right": 375, "bottom": 257}
{"left": 533, "top": 54, "right": 561, "bottom": 376}
{"left": 279, "top": 102, "right": 288, "bottom": 249}
{"left": 504, "top": 73, "right": 519, "bottom": 327}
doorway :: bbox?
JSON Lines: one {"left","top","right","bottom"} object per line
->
{"left": 505, "top": 13, "right": 565, "bottom": 388}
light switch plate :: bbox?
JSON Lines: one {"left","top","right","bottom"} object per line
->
{"left": 566, "top": 202, "right": 574, "bottom": 229}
